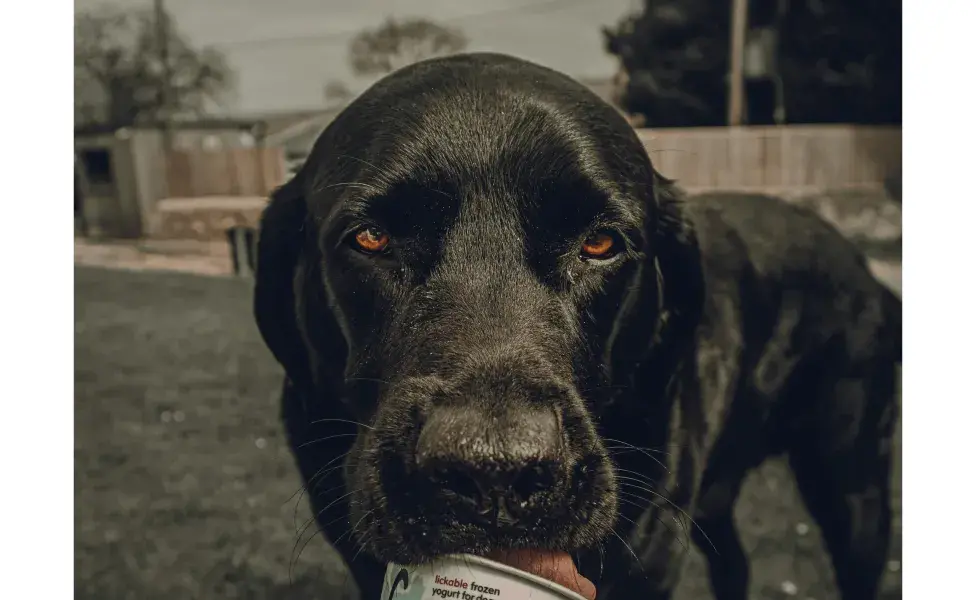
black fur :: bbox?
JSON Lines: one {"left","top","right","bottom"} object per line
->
{"left": 253, "top": 53, "right": 900, "bottom": 600}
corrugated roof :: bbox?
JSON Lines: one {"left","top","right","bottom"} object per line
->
{"left": 74, "top": 118, "right": 263, "bottom": 137}
{"left": 266, "top": 108, "right": 345, "bottom": 156}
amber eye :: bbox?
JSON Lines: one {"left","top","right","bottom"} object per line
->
{"left": 581, "top": 231, "right": 618, "bottom": 260}
{"left": 352, "top": 227, "right": 390, "bottom": 253}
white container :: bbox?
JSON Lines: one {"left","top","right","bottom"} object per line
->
{"left": 380, "top": 553, "right": 589, "bottom": 600}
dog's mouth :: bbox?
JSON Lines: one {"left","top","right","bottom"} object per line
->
{"left": 347, "top": 432, "right": 618, "bottom": 565}
{"left": 487, "top": 549, "right": 598, "bottom": 600}
{"left": 338, "top": 372, "right": 619, "bottom": 565}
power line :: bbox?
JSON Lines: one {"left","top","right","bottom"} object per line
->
{"left": 204, "top": 0, "right": 593, "bottom": 51}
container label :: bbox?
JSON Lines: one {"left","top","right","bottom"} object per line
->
{"left": 383, "top": 564, "right": 514, "bottom": 599}
{"left": 383, "top": 566, "right": 426, "bottom": 600}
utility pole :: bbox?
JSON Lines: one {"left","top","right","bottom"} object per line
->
{"left": 727, "top": 0, "right": 749, "bottom": 126}
{"left": 154, "top": 0, "right": 172, "bottom": 148}
{"left": 772, "top": 0, "right": 788, "bottom": 125}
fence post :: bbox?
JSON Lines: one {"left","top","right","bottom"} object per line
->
{"left": 226, "top": 226, "right": 258, "bottom": 277}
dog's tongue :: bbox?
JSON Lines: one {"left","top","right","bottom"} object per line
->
{"left": 485, "top": 549, "right": 596, "bottom": 600}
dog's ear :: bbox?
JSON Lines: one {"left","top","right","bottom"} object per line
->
{"left": 651, "top": 172, "right": 705, "bottom": 346}
{"left": 253, "top": 174, "right": 316, "bottom": 391}
{"left": 628, "top": 171, "right": 706, "bottom": 403}
{"left": 606, "top": 172, "right": 705, "bottom": 395}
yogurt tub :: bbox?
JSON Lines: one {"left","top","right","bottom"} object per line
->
{"left": 381, "top": 553, "right": 589, "bottom": 600}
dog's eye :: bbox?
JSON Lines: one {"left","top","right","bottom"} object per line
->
{"left": 580, "top": 231, "right": 619, "bottom": 261}
{"left": 351, "top": 227, "right": 390, "bottom": 254}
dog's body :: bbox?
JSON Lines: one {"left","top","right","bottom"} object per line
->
{"left": 587, "top": 192, "right": 900, "bottom": 599}
{"left": 254, "top": 53, "right": 900, "bottom": 600}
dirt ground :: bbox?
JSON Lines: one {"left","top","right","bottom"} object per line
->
{"left": 74, "top": 266, "right": 901, "bottom": 599}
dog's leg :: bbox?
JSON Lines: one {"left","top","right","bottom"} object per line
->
{"left": 689, "top": 421, "right": 759, "bottom": 600}
{"left": 788, "top": 364, "right": 897, "bottom": 600}
{"left": 691, "top": 483, "right": 749, "bottom": 600}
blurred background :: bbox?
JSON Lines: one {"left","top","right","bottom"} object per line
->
{"left": 73, "top": 1, "right": 901, "bottom": 598}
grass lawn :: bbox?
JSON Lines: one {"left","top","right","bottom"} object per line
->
{"left": 75, "top": 266, "right": 901, "bottom": 599}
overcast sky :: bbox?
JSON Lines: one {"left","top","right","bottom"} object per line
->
{"left": 75, "top": 0, "right": 639, "bottom": 115}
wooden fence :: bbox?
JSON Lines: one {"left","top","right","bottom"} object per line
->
{"left": 635, "top": 125, "right": 901, "bottom": 195}
{"left": 160, "top": 126, "right": 899, "bottom": 200}
{"left": 164, "top": 146, "right": 286, "bottom": 198}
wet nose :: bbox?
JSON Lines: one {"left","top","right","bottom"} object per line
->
{"left": 415, "top": 406, "right": 568, "bottom": 524}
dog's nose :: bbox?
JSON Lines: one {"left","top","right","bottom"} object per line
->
{"left": 415, "top": 406, "right": 566, "bottom": 524}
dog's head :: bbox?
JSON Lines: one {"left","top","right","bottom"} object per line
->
{"left": 254, "top": 53, "right": 703, "bottom": 564}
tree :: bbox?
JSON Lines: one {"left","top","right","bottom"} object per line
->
{"left": 604, "top": 0, "right": 901, "bottom": 127}
{"left": 348, "top": 17, "right": 468, "bottom": 77}
{"left": 74, "top": 6, "right": 235, "bottom": 128}
{"left": 777, "top": 0, "right": 901, "bottom": 125}
{"left": 603, "top": 0, "right": 730, "bottom": 127}
{"left": 323, "top": 79, "right": 354, "bottom": 107}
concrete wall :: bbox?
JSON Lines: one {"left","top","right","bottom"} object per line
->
{"left": 127, "top": 129, "right": 169, "bottom": 236}
{"left": 75, "top": 133, "right": 144, "bottom": 238}
{"left": 75, "top": 127, "right": 261, "bottom": 240}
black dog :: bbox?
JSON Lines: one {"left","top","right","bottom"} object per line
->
{"left": 254, "top": 53, "right": 901, "bottom": 600}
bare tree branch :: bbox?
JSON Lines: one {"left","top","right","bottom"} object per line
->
{"left": 74, "top": 5, "right": 236, "bottom": 128}
{"left": 348, "top": 17, "right": 468, "bottom": 77}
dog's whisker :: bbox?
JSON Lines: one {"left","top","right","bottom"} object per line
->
{"left": 308, "top": 460, "right": 360, "bottom": 492}
{"left": 321, "top": 181, "right": 378, "bottom": 191}
{"left": 579, "top": 383, "right": 632, "bottom": 394}
{"left": 614, "top": 474, "right": 664, "bottom": 492}
{"left": 609, "top": 528, "right": 645, "bottom": 574}
{"left": 598, "top": 542, "right": 606, "bottom": 580}
{"left": 603, "top": 438, "right": 671, "bottom": 473}
{"left": 303, "top": 479, "right": 349, "bottom": 505}
{"left": 344, "top": 376, "right": 396, "bottom": 387}
{"left": 337, "top": 154, "right": 384, "bottom": 178}
{"left": 290, "top": 513, "right": 324, "bottom": 582}
{"left": 616, "top": 496, "right": 690, "bottom": 554}
{"left": 614, "top": 505, "right": 640, "bottom": 525}
{"left": 617, "top": 486, "right": 660, "bottom": 507}
{"left": 605, "top": 446, "right": 672, "bottom": 460}
{"left": 288, "top": 453, "right": 360, "bottom": 530}
{"left": 311, "top": 182, "right": 385, "bottom": 202}
{"left": 615, "top": 478, "right": 717, "bottom": 554}
{"left": 289, "top": 488, "right": 364, "bottom": 578}
{"left": 308, "top": 465, "right": 363, "bottom": 497}
{"left": 286, "top": 451, "right": 350, "bottom": 500}
{"left": 297, "top": 432, "right": 360, "bottom": 449}
{"left": 613, "top": 466, "right": 662, "bottom": 485}
{"left": 350, "top": 530, "right": 373, "bottom": 565}
{"left": 652, "top": 514, "right": 689, "bottom": 553}
{"left": 307, "top": 417, "right": 375, "bottom": 430}
{"left": 283, "top": 449, "right": 351, "bottom": 506}
{"left": 604, "top": 441, "right": 674, "bottom": 455}
{"left": 616, "top": 487, "right": 656, "bottom": 509}
{"left": 311, "top": 457, "right": 368, "bottom": 490}
{"left": 333, "top": 509, "right": 375, "bottom": 548}
{"left": 329, "top": 510, "right": 376, "bottom": 569}
{"left": 616, "top": 489, "right": 691, "bottom": 547}
{"left": 292, "top": 502, "right": 332, "bottom": 548}
{"left": 301, "top": 488, "right": 359, "bottom": 530}
{"left": 291, "top": 522, "right": 328, "bottom": 579}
